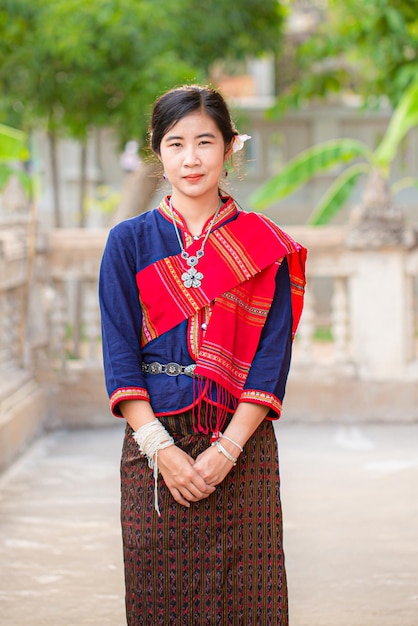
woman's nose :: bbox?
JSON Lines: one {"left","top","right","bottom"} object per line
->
{"left": 183, "top": 146, "right": 200, "bottom": 165}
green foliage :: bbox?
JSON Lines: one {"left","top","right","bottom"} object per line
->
{"left": 250, "top": 139, "right": 371, "bottom": 210}
{"left": 0, "top": 0, "right": 284, "bottom": 145}
{"left": 250, "top": 79, "right": 418, "bottom": 224}
{"left": 0, "top": 122, "right": 31, "bottom": 193}
{"left": 0, "top": 123, "right": 27, "bottom": 160}
{"left": 308, "top": 163, "right": 369, "bottom": 226}
{"left": 163, "top": 0, "right": 285, "bottom": 72}
{"left": 313, "top": 327, "right": 333, "bottom": 342}
{"left": 374, "top": 80, "right": 418, "bottom": 168}
{"left": 280, "top": 0, "right": 418, "bottom": 110}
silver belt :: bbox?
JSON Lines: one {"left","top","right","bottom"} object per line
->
{"left": 141, "top": 361, "right": 197, "bottom": 377}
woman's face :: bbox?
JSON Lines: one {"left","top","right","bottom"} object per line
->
{"left": 159, "top": 110, "right": 232, "bottom": 206}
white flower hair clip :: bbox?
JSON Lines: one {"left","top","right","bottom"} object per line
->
{"left": 232, "top": 133, "right": 251, "bottom": 153}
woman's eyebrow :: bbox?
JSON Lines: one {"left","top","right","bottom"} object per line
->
{"left": 196, "top": 132, "right": 216, "bottom": 139}
{"left": 164, "top": 135, "right": 183, "bottom": 142}
{"left": 164, "top": 132, "right": 216, "bottom": 142}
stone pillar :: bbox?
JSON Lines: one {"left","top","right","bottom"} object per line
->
{"left": 349, "top": 248, "right": 411, "bottom": 379}
{"left": 346, "top": 170, "right": 417, "bottom": 380}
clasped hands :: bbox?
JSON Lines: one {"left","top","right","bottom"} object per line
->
{"left": 157, "top": 443, "right": 236, "bottom": 508}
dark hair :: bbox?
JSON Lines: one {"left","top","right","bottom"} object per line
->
{"left": 149, "top": 85, "right": 237, "bottom": 155}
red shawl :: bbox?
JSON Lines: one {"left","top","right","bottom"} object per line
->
{"left": 136, "top": 211, "right": 306, "bottom": 413}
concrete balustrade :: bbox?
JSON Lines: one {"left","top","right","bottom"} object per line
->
{"left": 1, "top": 224, "right": 418, "bottom": 471}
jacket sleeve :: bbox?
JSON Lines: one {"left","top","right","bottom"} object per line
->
{"left": 240, "top": 257, "right": 293, "bottom": 419}
{"left": 99, "top": 225, "right": 150, "bottom": 417}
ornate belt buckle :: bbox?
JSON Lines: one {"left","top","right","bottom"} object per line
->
{"left": 164, "top": 362, "right": 182, "bottom": 376}
{"left": 184, "top": 364, "right": 197, "bottom": 377}
{"left": 148, "top": 361, "right": 163, "bottom": 375}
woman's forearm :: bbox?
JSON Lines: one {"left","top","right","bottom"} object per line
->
{"left": 193, "top": 402, "right": 270, "bottom": 487}
{"left": 222, "top": 401, "right": 269, "bottom": 451}
{"left": 119, "top": 399, "right": 157, "bottom": 431}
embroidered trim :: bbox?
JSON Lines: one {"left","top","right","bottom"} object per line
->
{"left": 158, "top": 195, "right": 238, "bottom": 233}
{"left": 216, "top": 286, "right": 272, "bottom": 325}
{"left": 239, "top": 389, "right": 282, "bottom": 416}
{"left": 210, "top": 227, "right": 260, "bottom": 283}
{"left": 197, "top": 341, "right": 250, "bottom": 388}
{"left": 290, "top": 275, "right": 306, "bottom": 294}
{"left": 188, "top": 304, "right": 212, "bottom": 360}
{"left": 140, "top": 296, "right": 159, "bottom": 345}
{"left": 110, "top": 387, "right": 150, "bottom": 416}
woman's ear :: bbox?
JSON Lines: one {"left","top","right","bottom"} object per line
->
{"left": 224, "top": 141, "right": 234, "bottom": 162}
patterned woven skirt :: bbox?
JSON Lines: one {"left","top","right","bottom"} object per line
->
{"left": 120, "top": 410, "right": 288, "bottom": 625}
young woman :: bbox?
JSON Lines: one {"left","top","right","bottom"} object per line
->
{"left": 99, "top": 85, "right": 306, "bottom": 625}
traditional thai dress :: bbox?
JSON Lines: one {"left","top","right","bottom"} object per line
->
{"left": 99, "top": 195, "right": 306, "bottom": 626}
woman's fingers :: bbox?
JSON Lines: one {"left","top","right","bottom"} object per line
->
{"left": 158, "top": 446, "right": 215, "bottom": 505}
{"left": 167, "top": 479, "right": 215, "bottom": 506}
{"left": 167, "top": 474, "right": 215, "bottom": 502}
{"left": 170, "top": 484, "right": 214, "bottom": 507}
{"left": 194, "top": 445, "right": 235, "bottom": 486}
{"left": 170, "top": 488, "right": 191, "bottom": 507}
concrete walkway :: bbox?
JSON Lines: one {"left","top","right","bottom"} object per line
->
{"left": 0, "top": 422, "right": 417, "bottom": 626}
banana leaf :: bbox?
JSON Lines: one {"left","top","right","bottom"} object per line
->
{"left": 391, "top": 176, "right": 418, "bottom": 196}
{"left": 0, "top": 164, "right": 32, "bottom": 194}
{"left": 308, "top": 162, "right": 370, "bottom": 226}
{"left": 0, "top": 124, "right": 28, "bottom": 161}
{"left": 249, "top": 138, "right": 372, "bottom": 210}
{"left": 375, "top": 79, "right": 418, "bottom": 167}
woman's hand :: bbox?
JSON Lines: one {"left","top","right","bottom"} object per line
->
{"left": 193, "top": 444, "right": 237, "bottom": 486}
{"left": 157, "top": 445, "right": 216, "bottom": 507}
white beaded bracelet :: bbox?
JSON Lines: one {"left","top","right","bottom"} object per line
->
{"left": 132, "top": 420, "right": 174, "bottom": 516}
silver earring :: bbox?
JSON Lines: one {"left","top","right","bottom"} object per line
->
{"left": 162, "top": 173, "right": 167, "bottom": 181}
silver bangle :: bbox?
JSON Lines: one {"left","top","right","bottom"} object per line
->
{"left": 211, "top": 440, "right": 237, "bottom": 465}
{"left": 220, "top": 434, "right": 244, "bottom": 453}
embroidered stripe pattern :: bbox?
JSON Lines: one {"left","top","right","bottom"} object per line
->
{"left": 140, "top": 297, "right": 159, "bottom": 344}
{"left": 136, "top": 205, "right": 306, "bottom": 399}
{"left": 216, "top": 287, "right": 271, "bottom": 326}
{"left": 257, "top": 214, "right": 302, "bottom": 254}
{"left": 110, "top": 387, "right": 150, "bottom": 414}
{"left": 290, "top": 274, "right": 306, "bottom": 294}
{"left": 158, "top": 195, "right": 238, "bottom": 232}
{"left": 198, "top": 341, "right": 250, "bottom": 389}
{"left": 155, "top": 257, "right": 208, "bottom": 316}
{"left": 240, "top": 389, "right": 283, "bottom": 415}
{"left": 188, "top": 305, "right": 212, "bottom": 360}
{"left": 159, "top": 196, "right": 184, "bottom": 227}
{"left": 139, "top": 257, "right": 207, "bottom": 347}
{"left": 121, "top": 416, "right": 288, "bottom": 625}
{"left": 136, "top": 209, "right": 306, "bottom": 347}
{"left": 210, "top": 227, "right": 260, "bottom": 283}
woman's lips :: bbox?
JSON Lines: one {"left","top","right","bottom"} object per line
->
{"left": 184, "top": 174, "right": 203, "bottom": 182}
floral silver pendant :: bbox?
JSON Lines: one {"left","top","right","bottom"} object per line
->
{"left": 181, "top": 266, "right": 204, "bottom": 288}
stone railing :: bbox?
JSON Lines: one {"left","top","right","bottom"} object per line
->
{"left": 43, "top": 228, "right": 106, "bottom": 367}
{"left": 290, "top": 226, "right": 418, "bottom": 376}
{"left": 40, "top": 226, "right": 418, "bottom": 423}
{"left": 1, "top": 222, "right": 418, "bottom": 472}
{"left": 0, "top": 215, "right": 48, "bottom": 470}
{"left": 38, "top": 229, "right": 109, "bottom": 427}
{"left": 286, "top": 225, "right": 418, "bottom": 421}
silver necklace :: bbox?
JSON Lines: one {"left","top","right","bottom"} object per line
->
{"left": 169, "top": 197, "right": 222, "bottom": 288}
